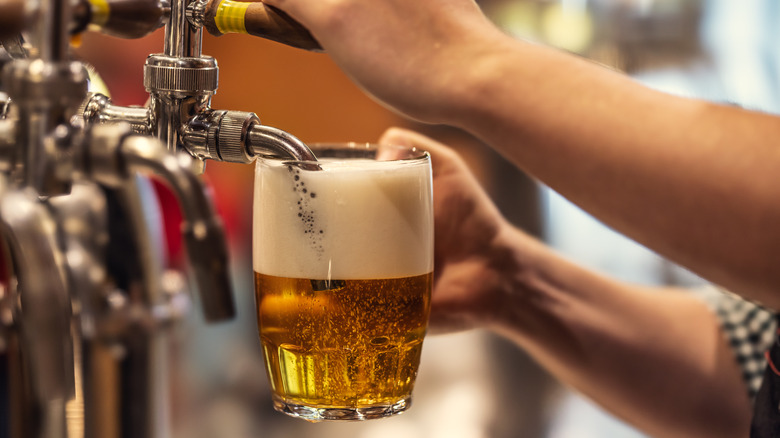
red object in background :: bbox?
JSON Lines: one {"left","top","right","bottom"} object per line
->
{"left": 151, "top": 179, "right": 184, "bottom": 267}
{"left": 151, "top": 170, "right": 246, "bottom": 269}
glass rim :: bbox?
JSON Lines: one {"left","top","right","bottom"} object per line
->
{"left": 267, "top": 142, "right": 430, "bottom": 166}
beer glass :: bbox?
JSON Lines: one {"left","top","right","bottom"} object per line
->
{"left": 252, "top": 143, "right": 433, "bottom": 421}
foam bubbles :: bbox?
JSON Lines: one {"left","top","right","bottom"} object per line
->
{"left": 253, "top": 157, "right": 433, "bottom": 280}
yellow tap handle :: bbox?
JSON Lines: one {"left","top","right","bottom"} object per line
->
{"left": 206, "top": 0, "right": 322, "bottom": 51}
{"left": 214, "top": 0, "right": 250, "bottom": 34}
{"left": 88, "top": 0, "right": 110, "bottom": 28}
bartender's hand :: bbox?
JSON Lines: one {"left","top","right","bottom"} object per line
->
{"left": 262, "top": 0, "right": 508, "bottom": 123}
{"left": 379, "top": 127, "right": 522, "bottom": 334}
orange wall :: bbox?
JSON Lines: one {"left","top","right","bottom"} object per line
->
{"left": 206, "top": 34, "right": 403, "bottom": 143}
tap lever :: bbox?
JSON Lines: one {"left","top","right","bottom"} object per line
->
{"left": 74, "top": 0, "right": 170, "bottom": 39}
{"left": 181, "top": 218, "right": 234, "bottom": 322}
{"left": 192, "top": 0, "right": 321, "bottom": 51}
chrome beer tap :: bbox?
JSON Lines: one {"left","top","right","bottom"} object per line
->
{"left": 0, "top": 177, "right": 73, "bottom": 438}
{"left": 0, "top": 1, "right": 242, "bottom": 437}
{"left": 0, "top": 2, "right": 85, "bottom": 435}
{"left": 80, "top": 0, "right": 320, "bottom": 170}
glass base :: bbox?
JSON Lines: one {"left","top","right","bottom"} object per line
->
{"left": 272, "top": 394, "right": 411, "bottom": 422}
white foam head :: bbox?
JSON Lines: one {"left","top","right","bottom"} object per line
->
{"left": 253, "top": 152, "right": 433, "bottom": 280}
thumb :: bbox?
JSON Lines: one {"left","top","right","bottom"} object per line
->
{"left": 379, "top": 127, "right": 463, "bottom": 174}
{"left": 379, "top": 127, "right": 434, "bottom": 149}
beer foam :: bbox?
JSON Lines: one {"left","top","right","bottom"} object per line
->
{"left": 253, "top": 157, "right": 433, "bottom": 280}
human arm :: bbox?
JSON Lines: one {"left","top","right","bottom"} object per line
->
{"left": 262, "top": 0, "right": 780, "bottom": 309}
{"left": 380, "top": 127, "right": 752, "bottom": 438}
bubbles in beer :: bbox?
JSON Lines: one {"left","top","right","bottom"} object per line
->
{"left": 287, "top": 165, "right": 325, "bottom": 258}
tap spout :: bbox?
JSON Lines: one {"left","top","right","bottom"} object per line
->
{"left": 0, "top": 177, "right": 73, "bottom": 438}
{"left": 118, "top": 135, "right": 235, "bottom": 322}
{"left": 248, "top": 124, "right": 318, "bottom": 163}
{"left": 182, "top": 110, "right": 319, "bottom": 167}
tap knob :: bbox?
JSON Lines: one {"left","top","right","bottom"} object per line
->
{"left": 188, "top": 0, "right": 321, "bottom": 51}
{"left": 73, "top": 0, "right": 170, "bottom": 39}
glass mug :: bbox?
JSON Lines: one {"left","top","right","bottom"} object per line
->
{"left": 252, "top": 143, "right": 434, "bottom": 421}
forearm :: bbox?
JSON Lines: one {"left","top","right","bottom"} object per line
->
{"left": 450, "top": 36, "right": 780, "bottom": 308}
{"left": 487, "top": 225, "right": 751, "bottom": 438}
{"left": 265, "top": 0, "right": 780, "bottom": 306}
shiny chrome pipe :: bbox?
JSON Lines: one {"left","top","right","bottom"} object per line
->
{"left": 164, "top": 0, "right": 201, "bottom": 58}
{"left": 0, "top": 176, "right": 73, "bottom": 438}
{"left": 81, "top": 93, "right": 153, "bottom": 135}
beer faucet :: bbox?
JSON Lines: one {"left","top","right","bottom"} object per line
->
{"left": 81, "top": 0, "right": 320, "bottom": 171}
{"left": 0, "top": 175, "right": 73, "bottom": 438}
{"left": 47, "top": 164, "right": 181, "bottom": 438}
{"left": 0, "top": 0, "right": 328, "bottom": 436}
{"left": 84, "top": 123, "right": 235, "bottom": 322}
{"left": 0, "top": 0, "right": 252, "bottom": 437}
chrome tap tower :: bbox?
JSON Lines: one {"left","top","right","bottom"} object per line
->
{"left": 0, "top": 0, "right": 318, "bottom": 437}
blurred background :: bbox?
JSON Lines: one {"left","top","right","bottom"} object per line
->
{"left": 74, "top": 0, "right": 780, "bottom": 436}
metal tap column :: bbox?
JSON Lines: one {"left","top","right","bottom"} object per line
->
{"left": 146, "top": 0, "right": 217, "bottom": 172}
{"left": 0, "top": 180, "right": 73, "bottom": 438}
{"left": 2, "top": 0, "right": 88, "bottom": 195}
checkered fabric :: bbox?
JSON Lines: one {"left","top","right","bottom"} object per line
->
{"left": 696, "top": 286, "right": 777, "bottom": 400}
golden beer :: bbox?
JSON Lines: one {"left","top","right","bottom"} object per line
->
{"left": 255, "top": 273, "right": 431, "bottom": 413}
{"left": 253, "top": 143, "right": 433, "bottom": 421}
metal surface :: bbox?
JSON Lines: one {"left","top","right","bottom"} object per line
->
{"left": 98, "top": 178, "right": 170, "bottom": 438}
{"left": 165, "top": 0, "right": 201, "bottom": 58}
{"left": 81, "top": 94, "right": 153, "bottom": 135}
{"left": 2, "top": 59, "right": 88, "bottom": 194}
{"left": 0, "top": 178, "right": 73, "bottom": 438}
{"left": 185, "top": 0, "right": 208, "bottom": 29}
{"left": 118, "top": 135, "right": 235, "bottom": 322}
{"left": 249, "top": 124, "right": 319, "bottom": 164}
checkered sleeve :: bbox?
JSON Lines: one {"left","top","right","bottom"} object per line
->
{"left": 694, "top": 285, "right": 776, "bottom": 401}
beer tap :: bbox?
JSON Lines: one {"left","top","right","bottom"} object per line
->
{"left": 0, "top": 1, "right": 239, "bottom": 437}
{"left": 0, "top": 176, "right": 73, "bottom": 438}
{"left": 80, "top": 0, "right": 320, "bottom": 172}
{"left": 84, "top": 123, "right": 234, "bottom": 322}
{"left": 0, "top": 0, "right": 329, "bottom": 435}
{"left": 46, "top": 120, "right": 234, "bottom": 438}
{"left": 1, "top": 0, "right": 88, "bottom": 195}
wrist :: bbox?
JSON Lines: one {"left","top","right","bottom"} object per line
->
{"left": 480, "top": 222, "right": 582, "bottom": 351}
{"left": 442, "top": 33, "right": 526, "bottom": 129}
{"left": 478, "top": 223, "right": 545, "bottom": 331}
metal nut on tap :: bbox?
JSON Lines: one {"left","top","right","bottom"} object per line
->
{"left": 143, "top": 54, "right": 218, "bottom": 95}
{"left": 2, "top": 59, "right": 88, "bottom": 108}
{"left": 207, "top": 110, "right": 259, "bottom": 163}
